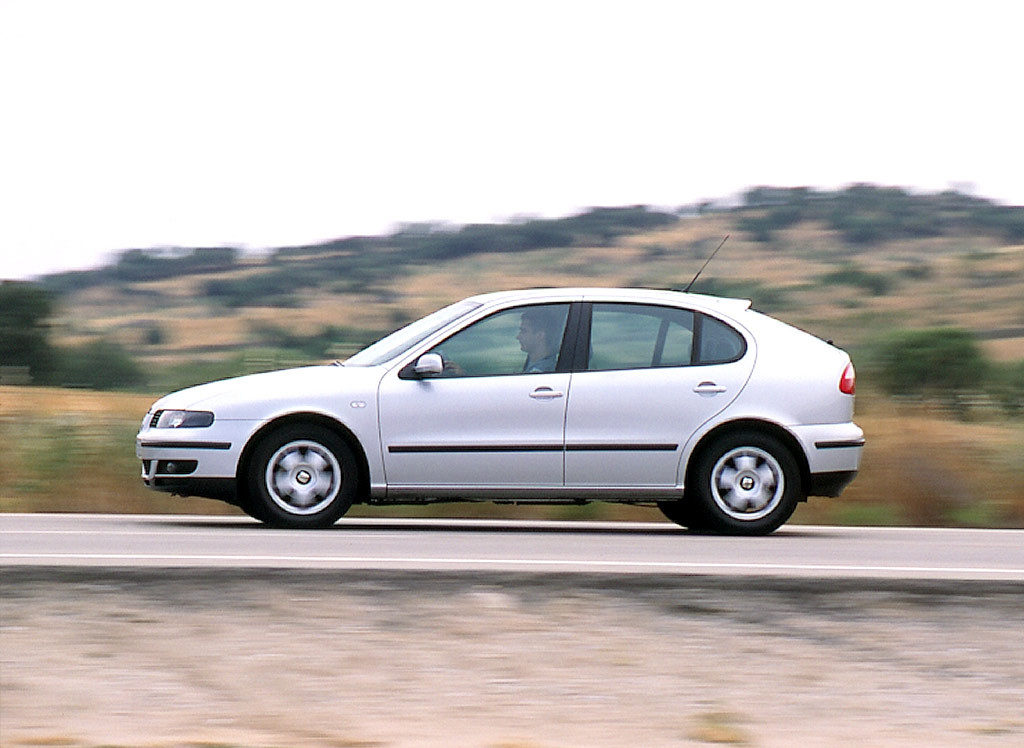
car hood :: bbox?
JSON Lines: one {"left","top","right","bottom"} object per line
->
{"left": 150, "top": 364, "right": 383, "bottom": 418}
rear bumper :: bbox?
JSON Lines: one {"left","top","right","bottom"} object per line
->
{"left": 809, "top": 470, "right": 859, "bottom": 498}
{"left": 791, "top": 422, "right": 864, "bottom": 475}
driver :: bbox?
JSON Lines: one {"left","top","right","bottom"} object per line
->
{"left": 517, "top": 307, "right": 563, "bottom": 373}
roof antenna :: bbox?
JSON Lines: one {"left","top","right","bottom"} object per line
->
{"left": 683, "top": 234, "right": 729, "bottom": 293}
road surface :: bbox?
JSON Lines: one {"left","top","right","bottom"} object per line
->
{"left": 3, "top": 513, "right": 1023, "bottom": 580}
{"left": 4, "top": 513, "right": 1024, "bottom": 747}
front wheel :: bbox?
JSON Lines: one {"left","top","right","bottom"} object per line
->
{"left": 247, "top": 424, "right": 358, "bottom": 528}
{"left": 690, "top": 433, "right": 801, "bottom": 535}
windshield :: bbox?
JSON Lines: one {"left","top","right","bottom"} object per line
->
{"left": 344, "top": 300, "right": 482, "bottom": 367}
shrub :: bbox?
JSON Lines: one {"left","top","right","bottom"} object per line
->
{"left": 52, "top": 339, "right": 145, "bottom": 390}
{"left": 0, "top": 281, "right": 57, "bottom": 382}
{"left": 986, "top": 360, "right": 1024, "bottom": 416}
{"left": 820, "top": 265, "right": 896, "bottom": 296}
{"left": 113, "top": 247, "right": 238, "bottom": 281}
{"left": 898, "top": 261, "right": 934, "bottom": 280}
{"left": 248, "top": 323, "right": 379, "bottom": 359}
{"left": 736, "top": 206, "right": 803, "bottom": 243}
{"left": 875, "top": 328, "right": 987, "bottom": 401}
{"left": 203, "top": 274, "right": 300, "bottom": 308}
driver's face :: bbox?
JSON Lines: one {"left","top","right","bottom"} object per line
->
{"left": 517, "top": 319, "right": 542, "bottom": 355}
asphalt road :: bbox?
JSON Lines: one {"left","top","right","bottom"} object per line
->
{"left": 2, "top": 513, "right": 1023, "bottom": 580}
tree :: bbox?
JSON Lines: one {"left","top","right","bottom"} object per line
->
{"left": 877, "top": 328, "right": 987, "bottom": 402}
{"left": 53, "top": 339, "right": 144, "bottom": 390}
{"left": 0, "top": 281, "right": 57, "bottom": 382}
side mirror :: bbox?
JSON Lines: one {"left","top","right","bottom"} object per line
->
{"left": 413, "top": 353, "right": 444, "bottom": 378}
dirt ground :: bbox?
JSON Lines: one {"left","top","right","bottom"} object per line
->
{"left": 1, "top": 569, "right": 1022, "bottom": 748}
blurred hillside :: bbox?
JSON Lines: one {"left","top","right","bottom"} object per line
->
{"left": 17, "top": 184, "right": 1022, "bottom": 392}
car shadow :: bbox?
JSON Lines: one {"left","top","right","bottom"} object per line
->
{"left": 145, "top": 516, "right": 843, "bottom": 537}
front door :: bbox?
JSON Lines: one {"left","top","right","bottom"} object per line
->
{"left": 378, "top": 303, "right": 572, "bottom": 489}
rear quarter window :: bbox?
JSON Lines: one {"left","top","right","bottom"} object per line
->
{"left": 698, "top": 315, "right": 746, "bottom": 364}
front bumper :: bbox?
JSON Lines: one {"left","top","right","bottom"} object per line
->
{"left": 140, "top": 466, "right": 239, "bottom": 503}
{"left": 136, "top": 417, "right": 256, "bottom": 501}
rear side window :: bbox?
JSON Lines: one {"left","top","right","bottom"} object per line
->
{"left": 699, "top": 315, "right": 746, "bottom": 364}
{"left": 588, "top": 304, "right": 694, "bottom": 371}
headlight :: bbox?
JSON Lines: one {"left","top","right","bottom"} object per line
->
{"left": 154, "top": 410, "right": 215, "bottom": 429}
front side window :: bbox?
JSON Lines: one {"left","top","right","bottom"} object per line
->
{"left": 588, "top": 304, "right": 695, "bottom": 371}
{"left": 426, "top": 304, "right": 570, "bottom": 377}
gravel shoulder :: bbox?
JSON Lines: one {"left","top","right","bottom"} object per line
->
{"left": 2, "top": 569, "right": 1023, "bottom": 748}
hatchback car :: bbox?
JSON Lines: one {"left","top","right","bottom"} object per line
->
{"left": 137, "top": 288, "right": 863, "bottom": 534}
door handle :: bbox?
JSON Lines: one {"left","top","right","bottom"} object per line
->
{"left": 693, "top": 381, "right": 727, "bottom": 395}
{"left": 530, "top": 387, "right": 564, "bottom": 400}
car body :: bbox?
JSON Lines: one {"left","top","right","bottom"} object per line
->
{"left": 136, "top": 288, "right": 863, "bottom": 534}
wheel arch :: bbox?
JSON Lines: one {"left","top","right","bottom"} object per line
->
{"left": 683, "top": 418, "right": 810, "bottom": 498}
{"left": 236, "top": 412, "right": 371, "bottom": 504}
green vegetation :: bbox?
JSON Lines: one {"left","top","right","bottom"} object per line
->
{"left": 866, "top": 327, "right": 1024, "bottom": 419}
{"left": 739, "top": 184, "right": 1024, "bottom": 245}
{"left": 0, "top": 282, "right": 142, "bottom": 390}
{"left": 248, "top": 322, "right": 382, "bottom": 359}
{"left": 987, "top": 359, "right": 1024, "bottom": 416}
{"left": 875, "top": 327, "right": 987, "bottom": 398}
{"left": 0, "top": 281, "right": 56, "bottom": 381}
{"left": 52, "top": 339, "right": 145, "bottom": 390}
{"left": 819, "top": 264, "right": 896, "bottom": 296}
{"left": 204, "top": 273, "right": 303, "bottom": 308}
{"left": 43, "top": 246, "right": 240, "bottom": 294}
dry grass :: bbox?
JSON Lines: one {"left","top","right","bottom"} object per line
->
{"left": 0, "top": 385, "right": 154, "bottom": 419}
{"left": 0, "top": 386, "right": 238, "bottom": 516}
{"left": 985, "top": 337, "right": 1024, "bottom": 362}
{"left": 686, "top": 711, "right": 751, "bottom": 744}
{"left": 795, "top": 392, "right": 1024, "bottom": 527}
{"left": 1, "top": 385, "right": 1021, "bottom": 526}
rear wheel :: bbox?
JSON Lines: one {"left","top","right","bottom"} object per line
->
{"left": 690, "top": 432, "right": 801, "bottom": 535}
{"left": 247, "top": 424, "right": 358, "bottom": 528}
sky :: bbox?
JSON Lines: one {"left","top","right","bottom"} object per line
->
{"left": 1, "top": 0, "right": 1022, "bottom": 280}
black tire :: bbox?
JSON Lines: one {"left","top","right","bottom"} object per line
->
{"left": 657, "top": 499, "right": 708, "bottom": 531}
{"left": 246, "top": 424, "right": 358, "bottom": 529}
{"left": 689, "top": 432, "right": 801, "bottom": 535}
{"left": 237, "top": 486, "right": 271, "bottom": 523}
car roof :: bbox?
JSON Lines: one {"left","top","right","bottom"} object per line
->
{"left": 464, "top": 287, "right": 753, "bottom": 315}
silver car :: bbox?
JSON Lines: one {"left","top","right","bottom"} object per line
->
{"left": 137, "top": 288, "right": 863, "bottom": 534}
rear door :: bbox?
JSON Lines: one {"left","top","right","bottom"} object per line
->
{"left": 563, "top": 302, "right": 754, "bottom": 487}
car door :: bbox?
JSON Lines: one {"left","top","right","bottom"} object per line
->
{"left": 378, "top": 303, "right": 574, "bottom": 490}
{"left": 563, "top": 302, "right": 754, "bottom": 487}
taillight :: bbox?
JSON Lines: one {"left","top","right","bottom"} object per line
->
{"left": 839, "top": 362, "right": 856, "bottom": 395}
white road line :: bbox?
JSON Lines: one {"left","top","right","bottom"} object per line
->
{"left": 0, "top": 530, "right": 393, "bottom": 538}
{"left": 2, "top": 553, "right": 1023, "bottom": 576}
